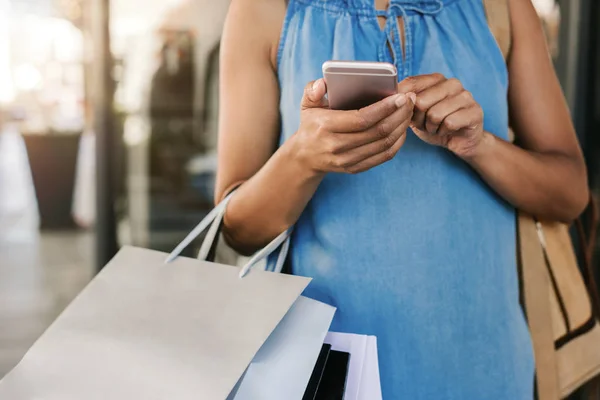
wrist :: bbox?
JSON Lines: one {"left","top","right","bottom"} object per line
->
{"left": 280, "top": 136, "right": 326, "bottom": 181}
{"left": 458, "top": 131, "right": 496, "bottom": 164}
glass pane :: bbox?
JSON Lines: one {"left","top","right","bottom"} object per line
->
{"left": 533, "top": 0, "right": 561, "bottom": 59}
{"left": 112, "top": 0, "right": 229, "bottom": 256}
{"left": 0, "top": 0, "right": 93, "bottom": 377}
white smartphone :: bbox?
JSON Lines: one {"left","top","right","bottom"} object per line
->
{"left": 322, "top": 61, "right": 398, "bottom": 110}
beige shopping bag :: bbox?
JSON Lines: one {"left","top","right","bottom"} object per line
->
{"left": 519, "top": 211, "right": 600, "bottom": 399}
{"left": 0, "top": 194, "right": 335, "bottom": 399}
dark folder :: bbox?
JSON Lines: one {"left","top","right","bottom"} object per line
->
{"left": 303, "top": 344, "right": 332, "bottom": 400}
{"left": 314, "top": 350, "right": 350, "bottom": 400}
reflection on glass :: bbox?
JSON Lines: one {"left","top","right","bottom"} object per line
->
{"left": 533, "top": 0, "right": 560, "bottom": 59}
{"left": 5, "top": 11, "right": 84, "bottom": 134}
{"left": 0, "top": 0, "right": 87, "bottom": 233}
{"left": 113, "top": 0, "right": 230, "bottom": 254}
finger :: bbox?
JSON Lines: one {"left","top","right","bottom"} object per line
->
{"left": 424, "top": 90, "right": 474, "bottom": 134}
{"left": 412, "top": 107, "right": 426, "bottom": 131}
{"left": 333, "top": 117, "right": 411, "bottom": 168}
{"left": 414, "top": 78, "right": 463, "bottom": 113}
{"left": 344, "top": 129, "right": 408, "bottom": 173}
{"left": 405, "top": 92, "right": 417, "bottom": 105}
{"left": 397, "top": 73, "right": 446, "bottom": 95}
{"left": 326, "top": 93, "right": 407, "bottom": 133}
{"left": 330, "top": 100, "right": 414, "bottom": 153}
{"left": 412, "top": 78, "right": 463, "bottom": 132}
{"left": 301, "top": 79, "right": 328, "bottom": 109}
{"left": 437, "top": 106, "right": 484, "bottom": 137}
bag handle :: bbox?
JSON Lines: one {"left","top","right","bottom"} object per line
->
{"left": 575, "top": 195, "right": 600, "bottom": 315}
{"left": 197, "top": 202, "right": 227, "bottom": 261}
{"left": 165, "top": 192, "right": 292, "bottom": 278}
{"left": 165, "top": 193, "right": 235, "bottom": 264}
{"left": 197, "top": 192, "right": 292, "bottom": 276}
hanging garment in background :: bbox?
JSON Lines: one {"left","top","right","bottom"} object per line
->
{"left": 0, "top": 126, "right": 39, "bottom": 242}
{"left": 72, "top": 131, "right": 95, "bottom": 228}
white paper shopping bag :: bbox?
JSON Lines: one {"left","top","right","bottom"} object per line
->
{"left": 325, "top": 332, "right": 382, "bottom": 400}
{"left": 233, "top": 296, "right": 336, "bottom": 400}
{"left": 0, "top": 246, "right": 314, "bottom": 399}
{"left": 0, "top": 189, "right": 337, "bottom": 399}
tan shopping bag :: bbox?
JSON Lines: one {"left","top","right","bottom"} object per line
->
{"left": 520, "top": 207, "right": 600, "bottom": 399}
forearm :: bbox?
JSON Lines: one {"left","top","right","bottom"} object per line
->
{"left": 463, "top": 132, "right": 588, "bottom": 222}
{"left": 221, "top": 139, "right": 324, "bottom": 255}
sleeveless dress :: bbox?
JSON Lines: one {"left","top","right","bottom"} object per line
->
{"left": 275, "top": 0, "right": 534, "bottom": 398}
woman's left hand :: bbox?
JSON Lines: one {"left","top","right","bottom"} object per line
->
{"left": 397, "top": 73, "right": 485, "bottom": 159}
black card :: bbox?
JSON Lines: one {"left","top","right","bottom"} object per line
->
{"left": 314, "top": 350, "right": 350, "bottom": 400}
{"left": 303, "top": 344, "right": 332, "bottom": 400}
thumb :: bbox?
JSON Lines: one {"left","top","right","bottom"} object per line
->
{"left": 301, "top": 79, "right": 328, "bottom": 110}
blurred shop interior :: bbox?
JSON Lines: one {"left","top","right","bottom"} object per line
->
{"left": 0, "top": 0, "right": 599, "bottom": 394}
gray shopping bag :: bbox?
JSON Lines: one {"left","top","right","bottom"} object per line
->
{"left": 233, "top": 296, "right": 335, "bottom": 399}
{"left": 0, "top": 194, "right": 335, "bottom": 399}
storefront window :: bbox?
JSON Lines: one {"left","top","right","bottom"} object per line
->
{"left": 533, "top": 0, "right": 561, "bottom": 58}
{"left": 0, "top": 0, "right": 87, "bottom": 232}
{"left": 112, "top": 0, "right": 230, "bottom": 255}
{"left": 5, "top": 3, "right": 84, "bottom": 134}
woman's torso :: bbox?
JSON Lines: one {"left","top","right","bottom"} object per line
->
{"left": 275, "top": 0, "right": 534, "bottom": 398}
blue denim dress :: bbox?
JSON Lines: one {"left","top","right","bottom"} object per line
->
{"left": 276, "top": 0, "right": 534, "bottom": 398}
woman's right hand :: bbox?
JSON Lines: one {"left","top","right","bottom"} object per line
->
{"left": 289, "top": 79, "right": 415, "bottom": 175}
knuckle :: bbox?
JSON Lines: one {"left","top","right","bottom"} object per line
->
{"left": 443, "top": 116, "right": 459, "bottom": 132}
{"left": 384, "top": 147, "right": 395, "bottom": 161}
{"left": 346, "top": 165, "right": 361, "bottom": 174}
{"left": 354, "top": 110, "right": 370, "bottom": 130}
{"left": 377, "top": 121, "right": 390, "bottom": 138}
{"left": 303, "top": 82, "right": 312, "bottom": 95}
{"left": 382, "top": 135, "right": 394, "bottom": 151}
{"left": 318, "top": 114, "right": 332, "bottom": 129}
{"left": 324, "top": 137, "right": 338, "bottom": 154}
{"left": 448, "top": 79, "right": 463, "bottom": 94}
{"left": 401, "top": 76, "right": 417, "bottom": 86}
{"left": 335, "top": 155, "right": 356, "bottom": 169}
{"left": 303, "top": 81, "right": 315, "bottom": 99}
{"left": 315, "top": 125, "right": 329, "bottom": 139}
{"left": 340, "top": 157, "right": 354, "bottom": 169}
{"left": 461, "top": 90, "right": 473, "bottom": 101}
{"left": 476, "top": 106, "right": 484, "bottom": 120}
{"left": 447, "top": 77, "right": 462, "bottom": 87}
{"left": 427, "top": 110, "right": 444, "bottom": 125}
{"left": 432, "top": 73, "right": 446, "bottom": 81}
{"left": 329, "top": 156, "right": 343, "bottom": 169}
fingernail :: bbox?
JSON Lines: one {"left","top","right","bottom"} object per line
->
{"left": 394, "top": 94, "right": 407, "bottom": 107}
{"left": 407, "top": 92, "right": 417, "bottom": 104}
{"left": 312, "top": 79, "right": 321, "bottom": 91}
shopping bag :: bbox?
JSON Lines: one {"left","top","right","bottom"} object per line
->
{"left": 233, "top": 296, "right": 335, "bottom": 400}
{"left": 519, "top": 209, "right": 600, "bottom": 399}
{"left": 324, "top": 332, "right": 382, "bottom": 400}
{"left": 0, "top": 194, "right": 335, "bottom": 399}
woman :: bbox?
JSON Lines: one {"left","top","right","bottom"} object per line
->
{"left": 216, "top": 0, "right": 588, "bottom": 398}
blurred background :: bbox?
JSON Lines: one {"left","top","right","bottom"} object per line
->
{"left": 0, "top": 0, "right": 599, "bottom": 397}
